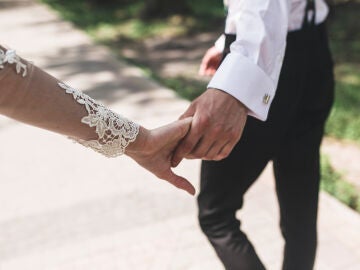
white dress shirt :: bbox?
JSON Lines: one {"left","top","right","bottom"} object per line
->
{"left": 209, "top": 0, "right": 329, "bottom": 121}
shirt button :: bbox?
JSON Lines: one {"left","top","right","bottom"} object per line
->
{"left": 263, "top": 94, "right": 271, "bottom": 104}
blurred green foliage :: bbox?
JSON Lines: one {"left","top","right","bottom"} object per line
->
{"left": 321, "top": 155, "right": 360, "bottom": 212}
{"left": 325, "top": 2, "right": 360, "bottom": 143}
{"left": 40, "top": 0, "right": 224, "bottom": 34}
{"left": 39, "top": 0, "right": 226, "bottom": 65}
{"left": 326, "top": 64, "right": 360, "bottom": 141}
{"left": 39, "top": 0, "right": 141, "bottom": 30}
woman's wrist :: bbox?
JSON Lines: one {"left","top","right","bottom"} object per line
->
{"left": 125, "top": 126, "right": 150, "bottom": 156}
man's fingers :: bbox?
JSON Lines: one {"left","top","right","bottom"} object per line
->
{"left": 172, "top": 131, "right": 200, "bottom": 167}
{"left": 199, "top": 59, "right": 214, "bottom": 76}
{"left": 199, "top": 61, "right": 208, "bottom": 76}
{"left": 171, "top": 135, "right": 197, "bottom": 167}
{"left": 199, "top": 46, "right": 221, "bottom": 76}
{"left": 172, "top": 115, "right": 203, "bottom": 167}
{"left": 205, "top": 68, "right": 216, "bottom": 76}
{"left": 197, "top": 140, "right": 227, "bottom": 160}
{"left": 187, "top": 134, "right": 216, "bottom": 159}
{"left": 199, "top": 61, "right": 217, "bottom": 76}
{"left": 216, "top": 141, "right": 236, "bottom": 160}
{"left": 163, "top": 170, "right": 195, "bottom": 195}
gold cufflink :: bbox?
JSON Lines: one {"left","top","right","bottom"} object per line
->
{"left": 263, "top": 94, "right": 271, "bottom": 104}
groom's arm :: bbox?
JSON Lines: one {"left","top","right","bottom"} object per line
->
{"left": 172, "top": 0, "right": 290, "bottom": 165}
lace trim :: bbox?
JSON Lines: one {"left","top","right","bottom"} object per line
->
{"left": 0, "top": 49, "right": 27, "bottom": 77}
{"left": 58, "top": 82, "right": 139, "bottom": 157}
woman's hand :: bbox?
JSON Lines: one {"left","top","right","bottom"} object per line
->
{"left": 126, "top": 117, "right": 195, "bottom": 195}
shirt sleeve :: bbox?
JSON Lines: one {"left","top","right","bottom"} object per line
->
{"left": 214, "top": 34, "right": 225, "bottom": 52}
{"left": 208, "top": 0, "right": 290, "bottom": 121}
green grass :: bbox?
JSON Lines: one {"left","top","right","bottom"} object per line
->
{"left": 160, "top": 77, "right": 206, "bottom": 101}
{"left": 39, "top": 0, "right": 142, "bottom": 31}
{"left": 326, "top": 64, "right": 360, "bottom": 142}
{"left": 321, "top": 155, "right": 360, "bottom": 212}
{"left": 40, "top": 0, "right": 224, "bottom": 42}
{"left": 325, "top": 2, "right": 360, "bottom": 143}
{"left": 39, "top": 0, "right": 175, "bottom": 41}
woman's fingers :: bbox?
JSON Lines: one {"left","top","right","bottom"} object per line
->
{"left": 160, "top": 169, "right": 195, "bottom": 195}
{"left": 155, "top": 117, "right": 193, "bottom": 145}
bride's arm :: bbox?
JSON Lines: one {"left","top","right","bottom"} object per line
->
{"left": 0, "top": 46, "right": 195, "bottom": 195}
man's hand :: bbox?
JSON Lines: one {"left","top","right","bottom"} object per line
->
{"left": 199, "top": 46, "right": 222, "bottom": 76}
{"left": 126, "top": 117, "right": 195, "bottom": 195}
{"left": 172, "top": 89, "right": 248, "bottom": 167}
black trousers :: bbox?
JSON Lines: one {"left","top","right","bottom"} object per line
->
{"left": 198, "top": 23, "right": 334, "bottom": 270}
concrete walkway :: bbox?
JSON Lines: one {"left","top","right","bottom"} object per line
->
{"left": 0, "top": 1, "right": 359, "bottom": 269}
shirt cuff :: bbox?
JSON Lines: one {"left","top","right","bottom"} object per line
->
{"left": 214, "top": 34, "right": 225, "bottom": 52}
{"left": 208, "top": 53, "right": 275, "bottom": 121}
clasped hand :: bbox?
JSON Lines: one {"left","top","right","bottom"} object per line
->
{"left": 126, "top": 89, "right": 247, "bottom": 196}
{"left": 172, "top": 89, "right": 248, "bottom": 166}
{"left": 126, "top": 46, "right": 248, "bottom": 196}
{"left": 172, "top": 45, "right": 248, "bottom": 166}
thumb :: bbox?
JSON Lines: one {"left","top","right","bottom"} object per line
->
{"left": 179, "top": 104, "right": 196, "bottom": 120}
{"left": 174, "top": 117, "right": 192, "bottom": 140}
{"left": 156, "top": 117, "right": 192, "bottom": 143}
{"left": 164, "top": 169, "right": 195, "bottom": 195}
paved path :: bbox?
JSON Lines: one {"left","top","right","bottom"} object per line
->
{"left": 0, "top": 1, "right": 359, "bottom": 269}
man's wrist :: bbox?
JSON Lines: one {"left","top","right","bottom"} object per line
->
{"left": 207, "top": 87, "right": 249, "bottom": 114}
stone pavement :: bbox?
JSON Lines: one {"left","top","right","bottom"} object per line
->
{"left": 0, "top": 1, "right": 359, "bottom": 269}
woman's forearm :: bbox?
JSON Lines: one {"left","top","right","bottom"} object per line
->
{"left": 0, "top": 62, "right": 93, "bottom": 139}
{"left": 0, "top": 46, "right": 139, "bottom": 156}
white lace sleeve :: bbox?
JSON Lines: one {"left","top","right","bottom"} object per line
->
{"left": 1, "top": 47, "right": 138, "bottom": 158}
{"left": 0, "top": 48, "right": 27, "bottom": 76}
{"left": 58, "top": 82, "right": 139, "bottom": 158}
